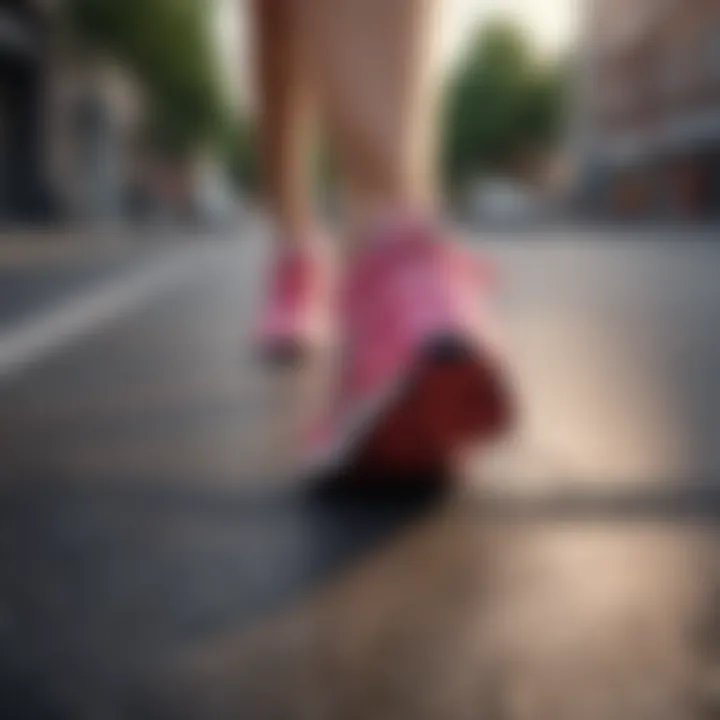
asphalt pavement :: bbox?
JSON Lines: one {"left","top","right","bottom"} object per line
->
{"left": 0, "top": 227, "right": 718, "bottom": 719}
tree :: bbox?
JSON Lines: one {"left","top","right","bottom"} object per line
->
{"left": 442, "top": 20, "right": 566, "bottom": 191}
{"left": 66, "top": 0, "right": 226, "bottom": 156}
{"left": 221, "top": 115, "right": 260, "bottom": 195}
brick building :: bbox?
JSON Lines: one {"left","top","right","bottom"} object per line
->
{"left": 577, "top": 0, "right": 720, "bottom": 219}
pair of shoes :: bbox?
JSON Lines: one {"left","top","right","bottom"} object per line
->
{"left": 254, "top": 221, "right": 514, "bottom": 480}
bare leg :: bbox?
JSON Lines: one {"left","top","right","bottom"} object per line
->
{"left": 251, "top": 0, "right": 315, "bottom": 244}
{"left": 261, "top": 1, "right": 512, "bottom": 475}
{"left": 295, "top": 0, "right": 441, "bottom": 237}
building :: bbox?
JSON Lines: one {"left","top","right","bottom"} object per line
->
{"left": 47, "top": 57, "right": 143, "bottom": 223}
{"left": 577, "top": 0, "right": 720, "bottom": 219}
{"left": 0, "top": 0, "right": 56, "bottom": 221}
{"left": 0, "top": 0, "right": 234, "bottom": 227}
{"left": 0, "top": 0, "right": 148, "bottom": 225}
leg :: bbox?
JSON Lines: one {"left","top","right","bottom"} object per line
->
{"left": 294, "top": 0, "right": 514, "bottom": 477}
{"left": 295, "top": 0, "right": 441, "bottom": 235}
{"left": 253, "top": 0, "right": 332, "bottom": 361}
{"left": 251, "top": 0, "right": 315, "bottom": 244}
{"left": 250, "top": 0, "right": 335, "bottom": 361}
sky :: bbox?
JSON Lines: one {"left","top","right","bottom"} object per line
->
{"left": 442, "top": 0, "right": 578, "bottom": 61}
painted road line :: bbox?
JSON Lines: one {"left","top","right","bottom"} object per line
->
{"left": 0, "top": 249, "right": 206, "bottom": 381}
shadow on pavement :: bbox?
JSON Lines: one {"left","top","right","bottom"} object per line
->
{"left": 0, "top": 476, "right": 444, "bottom": 719}
{"left": 0, "top": 477, "right": 718, "bottom": 719}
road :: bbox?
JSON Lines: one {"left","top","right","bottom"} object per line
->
{"left": 0, "top": 227, "right": 718, "bottom": 719}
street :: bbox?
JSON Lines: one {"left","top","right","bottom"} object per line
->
{"left": 0, "top": 226, "right": 718, "bottom": 719}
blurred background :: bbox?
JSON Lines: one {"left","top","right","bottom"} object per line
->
{"left": 0, "top": 2, "right": 719, "bottom": 719}
{"left": 1, "top": 0, "right": 719, "bottom": 227}
{"left": 0, "top": 0, "right": 574, "bottom": 227}
{"left": 3, "top": 0, "right": 719, "bottom": 227}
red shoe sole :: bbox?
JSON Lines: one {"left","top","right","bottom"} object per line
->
{"left": 347, "top": 338, "right": 515, "bottom": 477}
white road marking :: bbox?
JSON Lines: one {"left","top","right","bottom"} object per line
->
{"left": 0, "top": 249, "right": 205, "bottom": 381}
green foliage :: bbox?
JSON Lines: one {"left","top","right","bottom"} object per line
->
{"left": 66, "top": 0, "right": 226, "bottom": 156}
{"left": 442, "top": 20, "right": 566, "bottom": 190}
{"left": 220, "top": 116, "right": 261, "bottom": 195}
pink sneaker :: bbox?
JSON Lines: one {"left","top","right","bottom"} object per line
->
{"left": 254, "top": 241, "right": 334, "bottom": 363}
{"left": 312, "top": 222, "right": 514, "bottom": 479}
